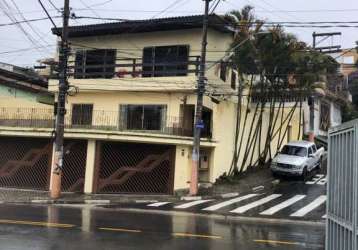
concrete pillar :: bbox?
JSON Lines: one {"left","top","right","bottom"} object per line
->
{"left": 84, "top": 140, "right": 96, "bottom": 194}
{"left": 49, "top": 142, "right": 56, "bottom": 191}
{"left": 173, "top": 145, "right": 190, "bottom": 192}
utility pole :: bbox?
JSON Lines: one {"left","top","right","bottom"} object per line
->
{"left": 312, "top": 32, "right": 342, "bottom": 54}
{"left": 189, "top": 0, "right": 211, "bottom": 196}
{"left": 50, "top": 0, "right": 70, "bottom": 199}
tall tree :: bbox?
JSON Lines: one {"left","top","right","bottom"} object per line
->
{"left": 226, "top": 5, "right": 340, "bottom": 176}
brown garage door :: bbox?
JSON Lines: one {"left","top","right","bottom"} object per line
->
{"left": 0, "top": 137, "right": 87, "bottom": 192}
{"left": 94, "top": 141, "right": 175, "bottom": 194}
{"left": 0, "top": 137, "right": 52, "bottom": 190}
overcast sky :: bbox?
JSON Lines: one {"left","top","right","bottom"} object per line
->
{"left": 0, "top": 0, "right": 357, "bottom": 67}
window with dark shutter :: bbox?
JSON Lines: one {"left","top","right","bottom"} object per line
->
{"left": 74, "top": 49, "right": 116, "bottom": 79}
{"left": 71, "top": 104, "right": 93, "bottom": 126}
{"left": 220, "top": 61, "right": 227, "bottom": 82}
{"left": 231, "top": 70, "right": 236, "bottom": 89}
{"left": 142, "top": 45, "right": 189, "bottom": 77}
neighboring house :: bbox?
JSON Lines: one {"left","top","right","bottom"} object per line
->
{"left": 334, "top": 49, "right": 358, "bottom": 77}
{"left": 331, "top": 49, "right": 358, "bottom": 103}
{"left": 0, "top": 15, "right": 343, "bottom": 195}
{"left": 0, "top": 62, "right": 53, "bottom": 108}
{"left": 0, "top": 62, "right": 53, "bottom": 130}
{"left": 303, "top": 89, "right": 344, "bottom": 140}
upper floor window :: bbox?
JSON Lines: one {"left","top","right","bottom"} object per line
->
{"left": 231, "top": 70, "right": 237, "bottom": 90}
{"left": 74, "top": 49, "right": 116, "bottom": 79}
{"left": 142, "top": 45, "right": 189, "bottom": 77}
{"left": 220, "top": 61, "right": 227, "bottom": 82}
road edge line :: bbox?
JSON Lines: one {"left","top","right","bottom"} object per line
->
{"left": 100, "top": 207, "right": 325, "bottom": 227}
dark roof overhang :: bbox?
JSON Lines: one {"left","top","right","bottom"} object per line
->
{"left": 52, "top": 14, "right": 234, "bottom": 38}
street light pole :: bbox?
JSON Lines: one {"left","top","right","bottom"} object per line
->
{"left": 190, "top": 0, "right": 212, "bottom": 196}
{"left": 50, "top": 0, "right": 70, "bottom": 199}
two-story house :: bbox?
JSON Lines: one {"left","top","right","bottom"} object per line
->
{"left": 0, "top": 14, "right": 317, "bottom": 195}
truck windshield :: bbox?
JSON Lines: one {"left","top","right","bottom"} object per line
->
{"left": 280, "top": 145, "right": 307, "bottom": 157}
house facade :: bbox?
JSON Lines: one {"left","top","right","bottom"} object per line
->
{"left": 0, "top": 15, "right": 342, "bottom": 195}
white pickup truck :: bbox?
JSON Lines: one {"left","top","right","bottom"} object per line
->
{"left": 270, "top": 141, "right": 324, "bottom": 180}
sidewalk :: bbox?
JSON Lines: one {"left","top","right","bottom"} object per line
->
{"left": 0, "top": 188, "right": 181, "bottom": 205}
{"left": 209, "top": 167, "right": 277, "bottom": 196}
{"left": 0, "top": 167, "right": 276, "bottom": 205}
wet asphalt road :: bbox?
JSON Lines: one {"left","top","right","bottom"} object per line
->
{"left": 116, "top": 162, "right": 328, "bottom": 221}
{"left": 0, "top": 203, "right": 324, "bottom": 250}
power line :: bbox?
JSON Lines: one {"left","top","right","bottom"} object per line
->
{"left": 4, "top": 15, "right": 358, "bottom": 27}
{"left": 0, "top": 45, "right": 55, "bottom": 55}
{"left": 9, "top": 0, "right": 51, "bottom": 47}
{"left": 0, "top": 0, "right": 48, "bottom": 56}
{"left": 87, "top": 0, "right": 113, "bottom": 8}
{"left": 47, "top": 0, "right": 61, "bottom": 13}
{"left": 0, "top": 16, "right": 61, "bottom": 27}
{"left": 38, "top": 0, "right": 59, "bottom": 30}
{"left": 255, "top": 9, "right": 358, "bottom": 13}
{"left": 209, "top": 0, "right": 221, "bottom": 14}
{"left": 79, "top": 0, "right": 101, "bottom": 18}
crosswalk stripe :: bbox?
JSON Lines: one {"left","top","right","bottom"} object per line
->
{"left": 147, "top": 202, "right": 171, "bottom": 207}
{"left": 230, "top": 194, "right": 282, "bottom": 214}
{"left": 175, "top": 199, "right": 213, "bottom": 209}
{"left": 260, "top": 195, "right": 306, "bottom": 215}
{"left": 290, "top": 195, "right": 327, "bottom": 217}
{"left": 305, "top": 174, "right": 324, "bottom": 185}
{"left": 202, "top": 194, "right": 259, "bottom": 211}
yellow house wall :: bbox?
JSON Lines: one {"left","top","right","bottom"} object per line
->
{"left": 0, "top": 94, "right": 51, "bottom": 109}
{"left": 235, "top": 102, "right": 302, "bottom": 172}
{"left": 0, "top": 89, "right": 53, "bottom": 120}
{"left": 210, "top": 100, "right": 236, "bottom": 182}
{"left": 173, "top": 145, "right": 191, "bottom": 191}
{"left": 47, "top": 28, "right": 233, "bottom": 93}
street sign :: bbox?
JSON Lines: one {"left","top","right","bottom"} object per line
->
{"left": 196, "top": 121, "right": 205, "bottom": 129}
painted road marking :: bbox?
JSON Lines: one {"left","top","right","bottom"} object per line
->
{"left": 254, "top": 239, "right": 301, "bottom": 246}
{"left": 260, "top": 195, "right": 306, "bottom": 215}
{"left": 306, "top": 174, "right": 324, "bottom": 185}
{"left": 0, "top": 219, "right": 74, "bottom": 228}
{"left": 290, "top": 195, "right": 327, "bottom": 217}
{"left": 202, "top": 194, "right": 259, "bottom": 211}
{"left": 100, "top": 227, "right": 221, "bottom": 239}
{"left": 173, "top": 232, "right": 222, "bottom": 239}
{"left": 147, "top": 202, "right": 171, "bottom": 207}
{"left": 230, "top": 194, "right": 282, "bottom": 214}
{"left": 317, "top": 177, "right": 327, "bottom": 185}
{"left": 175, "top": 199, "right": 213, "bottom": 209}
{"left": 99, "top": 227, "right": 142, "bottom": 233}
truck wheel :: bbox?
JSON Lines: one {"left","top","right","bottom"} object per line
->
{"left": 317, "top": 157, "right": 323, "bottom": 170}
{"left": 302, "top": 167, "right": 309, "bottom": 182}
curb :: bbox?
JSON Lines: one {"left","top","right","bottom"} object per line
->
{"left": 96, "top": 207, "right": 326, "bottom": 228}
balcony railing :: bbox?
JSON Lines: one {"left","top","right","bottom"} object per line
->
{"left": 0, "top": 107, "right": 211, "bottom": 138}
{"left": 60, "top": 56, "right": 201, "bottom": 79}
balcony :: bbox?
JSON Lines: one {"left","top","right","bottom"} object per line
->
{"left": 0, "top": 107, "right": 212, "bottom": 139}
{"left": 64, "top": 56, "right": 200, "bottom": 79}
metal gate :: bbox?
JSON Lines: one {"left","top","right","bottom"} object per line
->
{"left": 0, "top": 137, "right": 52, "bottom": 190}
{"left": 326, "top": 120, "right": 358, "bottom": 250}
{"left": 61, "top": 140, "right": 87, "bottom": 192}
{"left": 0, "top": 137, "right": 87, "bottom": 192}
{"left": 94, "top": 141, "right": 175, "bottom": 194}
